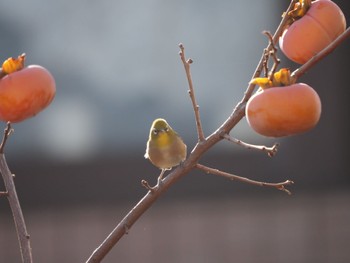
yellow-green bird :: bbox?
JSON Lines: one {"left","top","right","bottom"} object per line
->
{"left": 145, "top": 118, "right": 187, "bottom": 180}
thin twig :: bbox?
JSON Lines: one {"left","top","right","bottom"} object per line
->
{"left": 223, "top": 133, "right": 279, "bottom": 157}
{"left": 291, "top": 26, "right": 350, "bottom": 81}
{"left": 0, "top": 123, "right": 33, "bottom": 263}
{"left": 141, "top": 180, "right": 156, "bottom": 193}
{"left": 179, "top": 43, "right": 205, "bottom": 142}
{"left": 0, "top": 191, "right": 9, "bottom": 197}
{"left": 141, "top": 169, "right": 167, "bottom": 192}
{"left": 196, "top": 163, "right": 294, "bottom": 195}
{"left": 262, "top": 31, "right": 280, "bottom": 80}
{"left": 0, "top": 122, "right": 14, "bottom": 153}
{"left": 262, "top": 49, "right": 270, "bottom": 77}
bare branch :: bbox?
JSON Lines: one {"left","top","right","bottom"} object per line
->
{"left": 0, "top": 122, "right": 14, "bottom": 154}
{"left": 86, "top": 1, "right": 349, "bottom": 261}
{"left": 179, "top": 43, "right": 205, "bottom": 142}
{"left": 196, "top": 163, "right": 294, "bottom": 195}
{"left": 222, "top": 133, "right": 279, "bottom": 157}
{"left": 291, "top": 26, "right": 350, "bottom": 81}
{"left": 0, "top": 124, "right": 33, "bottom": 263}
{"left": 86, "top": 163, "right": 195, "bottom": 263}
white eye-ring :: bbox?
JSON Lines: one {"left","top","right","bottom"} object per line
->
{"left": 152, "top": 129, "right": 158, "bottom": 135}
{"left": 164, "top": 127, "right": 169, "bottom": 132}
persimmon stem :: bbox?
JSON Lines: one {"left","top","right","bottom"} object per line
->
{"left": 0, "top": 69, "right": 6, "bottom": 80}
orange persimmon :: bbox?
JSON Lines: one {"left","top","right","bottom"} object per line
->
{"left": 246, "top": 83, "right": 321, "bottom": 137}
{"left": 0, "top": 65, "right": 56, "bottom": 122}
{"left": 279, "top": 0, "right": 346, "bottom": 64}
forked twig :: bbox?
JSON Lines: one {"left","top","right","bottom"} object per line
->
{"left": 196, "top": 163, "right": 294, "bottom": 195}
{"left": 262, "top": 31, "right": 280, "bottom": 80}
{"left": 223, "top": 133, "right": 279, "bottom": 157}
{"left": 179, "top": 43, "right": 205, "bottom": 142}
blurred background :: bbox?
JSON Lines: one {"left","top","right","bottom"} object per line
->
{"left": 0, "top": 0, "right": 349, "bottom": 262}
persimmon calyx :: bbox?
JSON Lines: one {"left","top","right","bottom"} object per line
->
{"left": 250, "top": 77, "right": 272, "bottom": 89}
{"left": 288, "top": 0, "right": 312, "bottom": 20}
{"left": 1, "top": 53, "right": 26, "bottom": 75}
{"left": 250, "top": 68, "right": 295, "bottom": 90}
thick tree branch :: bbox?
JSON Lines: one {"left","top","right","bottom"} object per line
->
{"left": 86, "top": 161, "right": 196, "bottom": 263}
{"left": 0, "top": 123, "right": 33, "bottom": 263}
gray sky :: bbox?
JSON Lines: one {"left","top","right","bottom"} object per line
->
{"left": 0, "top": 0, "right": 279, "bottom": 161}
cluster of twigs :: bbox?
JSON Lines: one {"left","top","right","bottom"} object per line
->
{"left": 85, "top": 2, "right": 349, "bottom": 263}
{"left": 1, "top": 0, "right": 349, "bottom": 262}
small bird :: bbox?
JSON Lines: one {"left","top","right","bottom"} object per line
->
{"left": 145, "top": 118, "right": 187, "bottom": 181}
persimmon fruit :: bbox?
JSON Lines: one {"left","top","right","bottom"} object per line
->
{"left": 246, "top": 83, "right": 321, "bottom": 137}
{"left": 0, "top": 65, "right": 56, "bottom": 123}
{"left": 279, "top": 0, "right": 346, "bottom": 64}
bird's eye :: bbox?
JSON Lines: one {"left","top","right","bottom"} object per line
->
{"left": 164, "top": 127, "right": 169, "bottom": 132}
{"left": 152, "top": 129, "right": 158, "bottom": 135}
